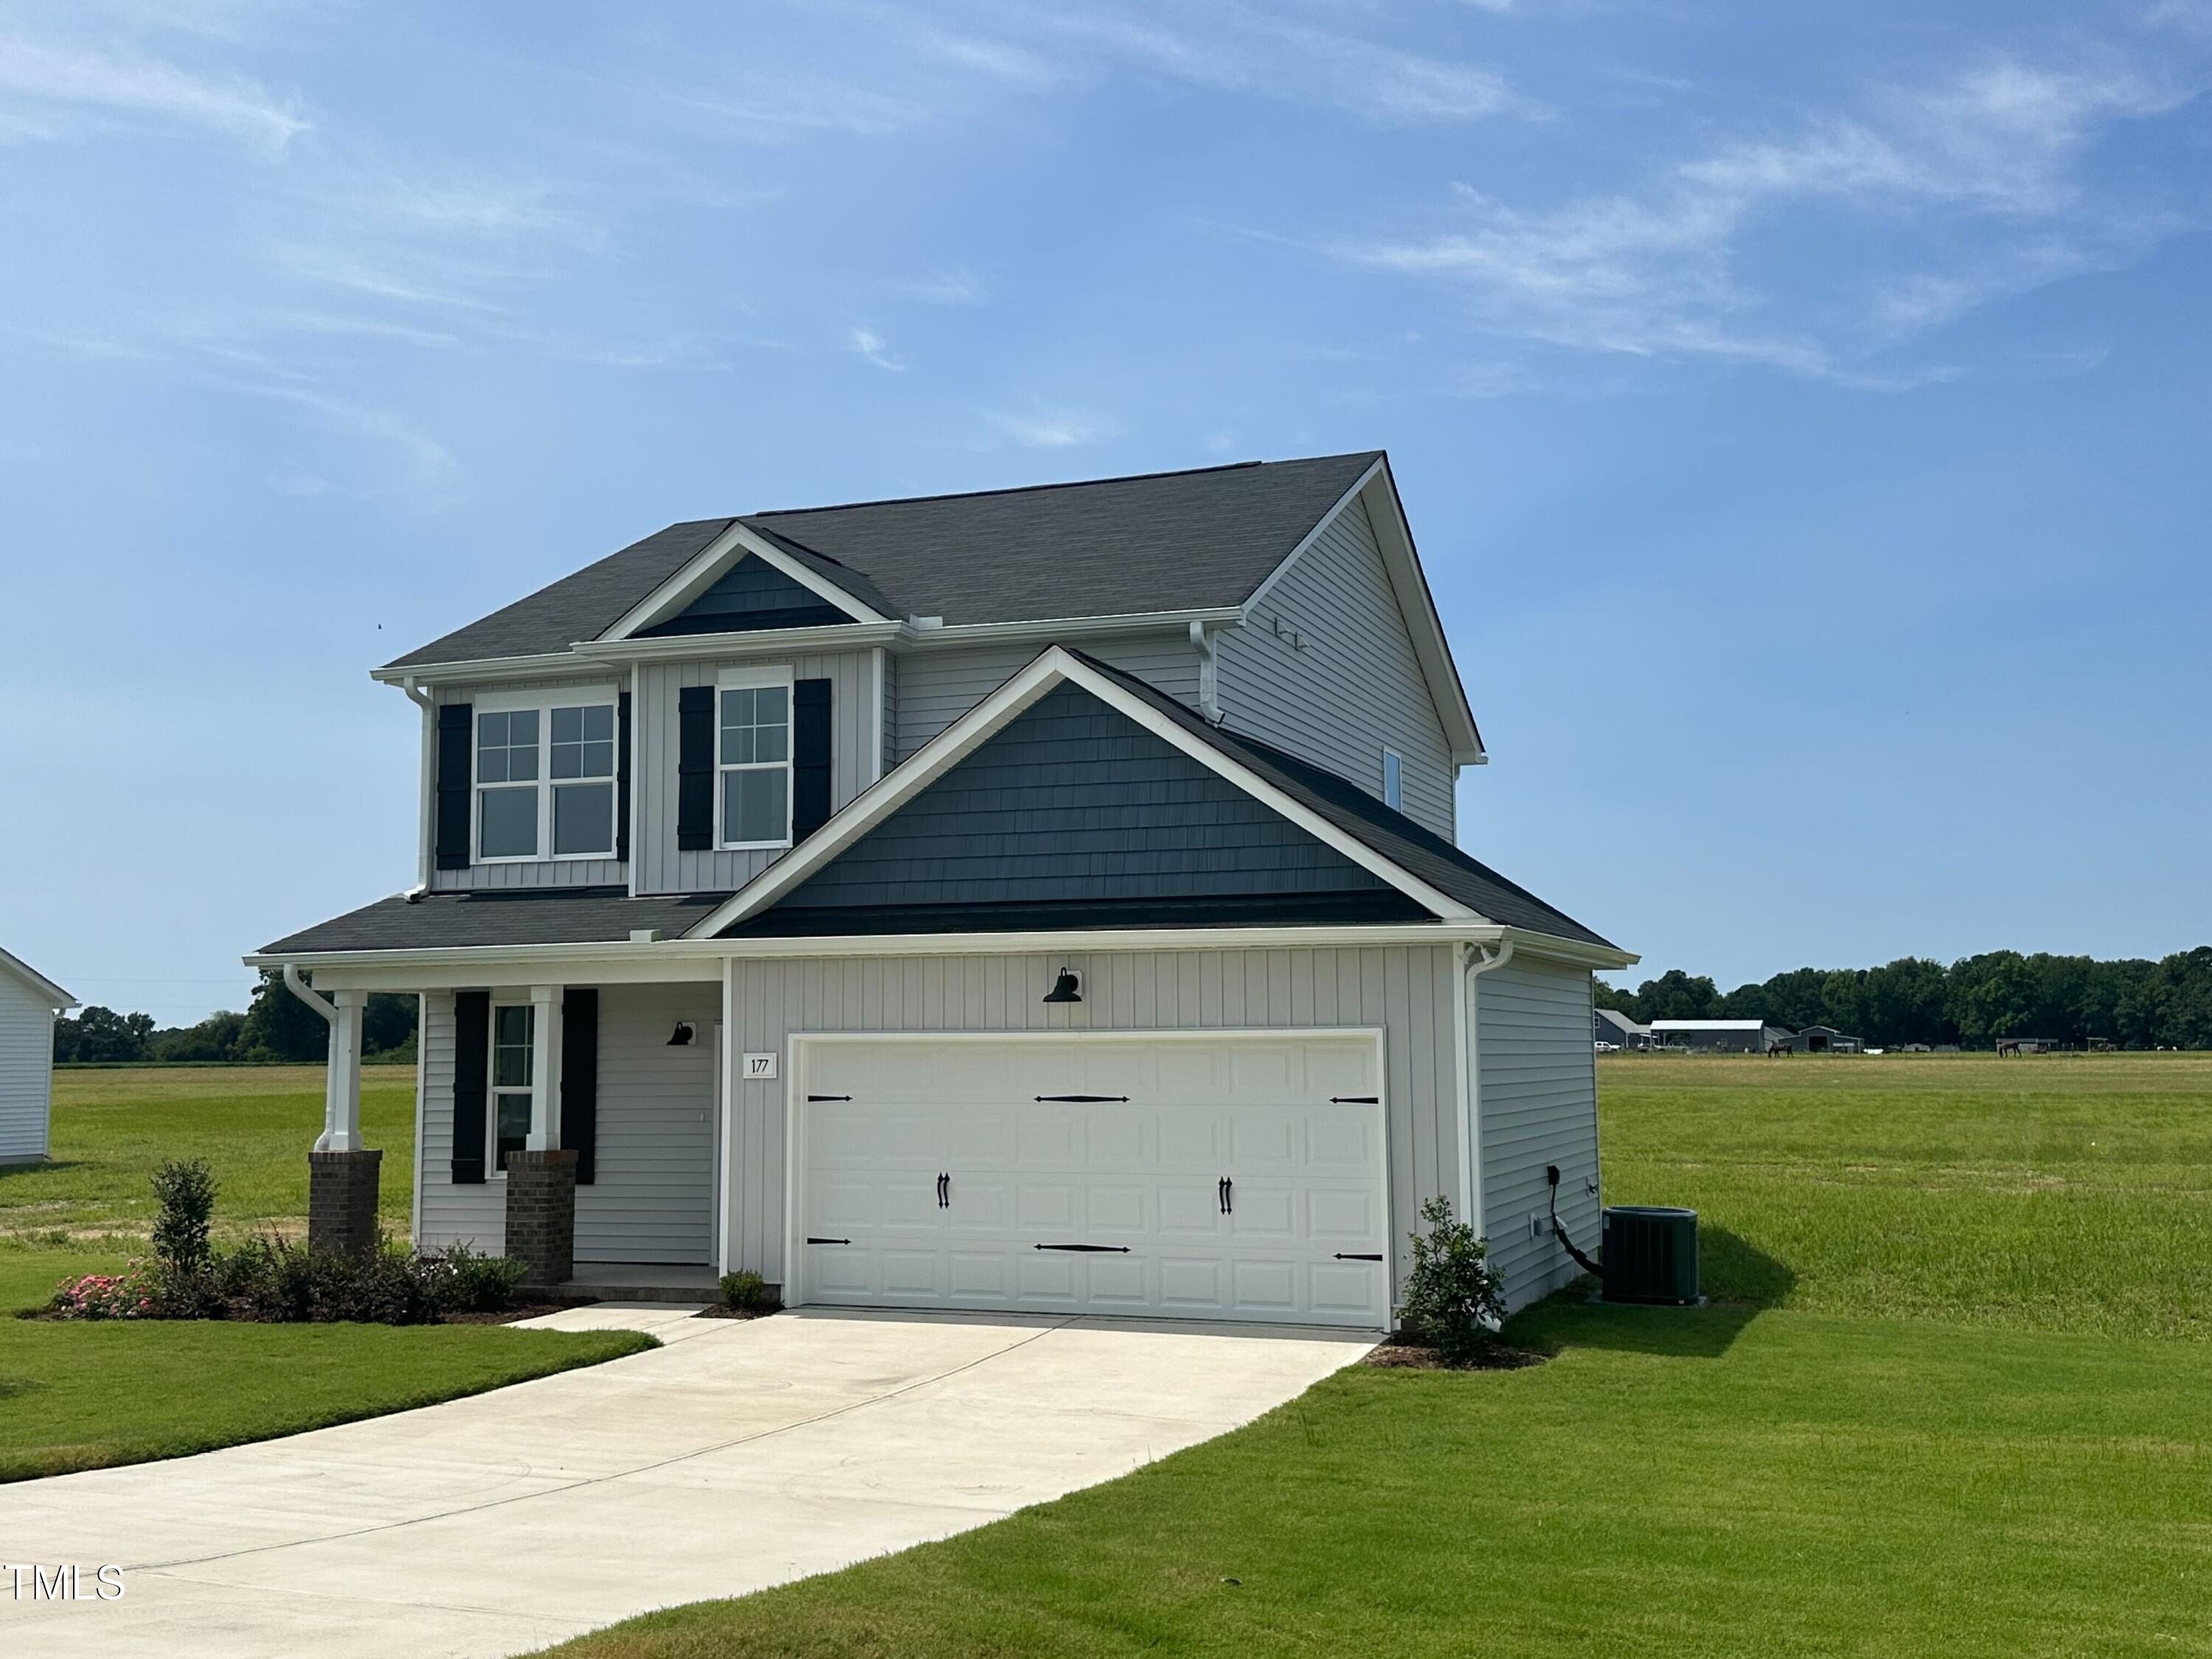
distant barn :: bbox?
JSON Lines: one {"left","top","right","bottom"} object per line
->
{"left": 1647, "top": 1018, "right": 1794, "bottom": 1054}
{"left": 1792, "top": 1025, "right": 1865, "bottom": 1054}
{"left": 1593, "top": 1008, "right": 1649, "bottom": 1050}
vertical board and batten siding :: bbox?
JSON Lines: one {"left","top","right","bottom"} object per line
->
{"left": 429, "top": 679, "right": 627, "bottom": 893}
{"left": 633, "top": 649, "right": 878, "bottom": 894}
{"left": 574, "top": 984, "right": 718, "bottom": 1264}
{"left": 416, "top": 984, "right": 720, "bottom": 1262}
{"left": 722, "top": 945, "right": 1462, "bottom": 1289}
{"left": 1477, "top": 954, "right": 1600, "bottom": 1311}
{"left": 1214, "top": 496, "right": 1457, "bottom": 841}
{"left": 893, "top": 635, "right": 1201, "bottom": 760}
{"left": 0, "top": 975, "right": 57, "bottom": 1161}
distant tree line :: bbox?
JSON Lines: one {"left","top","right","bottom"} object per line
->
{"left": 1596, "top": 948, "right": 2212, "bottom": 1050}
{"left": 53, "top": 970, "right": 418, "bottom": 1065}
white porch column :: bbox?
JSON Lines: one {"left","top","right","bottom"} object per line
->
{"left": 324, "top": 990, "right": 366, "bottom": 1152}
{"left": 528, "top": 985, "right": 564, "bottom": 1152}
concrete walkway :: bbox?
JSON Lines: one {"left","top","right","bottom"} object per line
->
{"left": 0, "top": 1306, "right": 1374, "bottom": 1658}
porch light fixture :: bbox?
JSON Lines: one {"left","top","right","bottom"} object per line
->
{"left": 1042, "top": 970, "right": 1082, "bottom": 1006}
{"left": 667, "top": 1020, "right": 695, "bottom": 1047}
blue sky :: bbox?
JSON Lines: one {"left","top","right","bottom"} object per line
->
{"left": 2, "top": 0, "right": 2208, "bottom": 1020}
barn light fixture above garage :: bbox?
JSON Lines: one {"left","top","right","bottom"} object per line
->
{"left": 1042, "top": 969, "right": 1082, "bottom": 1006}
{"left": 667, "top": 1020, "right": 695, "bottom": 1047}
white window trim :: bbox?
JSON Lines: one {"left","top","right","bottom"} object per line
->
{"left": 487, "top": 993, "right": 534, "bottom": 1180}
{"left": 470, "top": 685, "right": 622, "bottom": 866}
{"left": 1381, "top": 746, "right": 1404, "bottom": 813}
{"left": 714, "top": 664, "right": 796, "bottom": 853}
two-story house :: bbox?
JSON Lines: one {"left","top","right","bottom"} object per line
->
{"left": 254, "top": 452, "right": 1634, "bottom": 1326}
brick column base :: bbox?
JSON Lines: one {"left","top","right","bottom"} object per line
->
{"left": 505, "top": 1149, "right": 580, "bottom": 1291}
{"left": 307, "top": 1150, "right": 383, "bottom": 1256}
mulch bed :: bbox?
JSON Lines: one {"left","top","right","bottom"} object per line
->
{"left": 21, "top": 1298, "right": 600, "bottom": 1326}
{"left": 1363, "top": 1336, "right": 1548, "bottom": 1371}
{"left": 692, "top": 1304, "right": 782, "bottom": 1321}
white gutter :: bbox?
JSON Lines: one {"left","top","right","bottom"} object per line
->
{"left": 1458, "top": 936, "right": 1515, "bottom": 1240}
{"left": 400, "top": 677, "right": 435, "bottom": 895}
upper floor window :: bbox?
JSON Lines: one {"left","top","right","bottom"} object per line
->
{"left": 1382, "top": 747, "right": 1404, "bottom": 813}
{"left": 717, "top": 669, "right": 791, "bottom": 849}
{"left": 476, "top": 692, "right": 619, "bottom": 862}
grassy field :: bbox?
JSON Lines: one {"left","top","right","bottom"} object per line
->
{"left": 1, "top": 1064, "right": 415, "bottom": 1248}
{"left": 543, "top": 1053, "right": 2212, "bottom": 1659}
{"left": 0, "top": 1065, "right": 651, "bottom": 1484}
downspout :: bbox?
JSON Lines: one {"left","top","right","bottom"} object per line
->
{"left": 401, "top": 677, "right": 435, "bottom": 897}
{"left": 1459, "top": 936, "right": 1514, "bottom": 1239}
{"left": 1189, "top": 621, "right": 1222, "bottom": 725}
{"left": 282, "top": 963, "right": 339, "bottom": 1152}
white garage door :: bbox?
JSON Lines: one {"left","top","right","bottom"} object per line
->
{"left": 792, "top": 1032, "right": 1389, "bottom": 1327}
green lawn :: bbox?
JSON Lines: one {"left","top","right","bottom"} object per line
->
{"left": 0, "top": 1065, "right": 653, "bottom": 1484}
{"left": 543, "top": 1053, "right": 2212, "bottom": 1659}
{"left": 1, "top": 1063, "right": 415, "bottom": 1248}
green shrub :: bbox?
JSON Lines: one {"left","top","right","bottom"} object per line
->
{"left": 215, "top": 1234, "right": 440, "bottom": 1325}
{"left": 149, "top": 1157, "right": 218, "bottom": 1276}
{"left": 1397, "top": 1195, "right": 1506, "bottom": 1364}
{"left": 719, "top": 1270, "right": 768, "bottom": 1310}
{"left": 428, "top": 1242, "right": 528, "bottom": 1314}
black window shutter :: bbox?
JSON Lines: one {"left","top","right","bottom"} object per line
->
{"left": 793, "top": 677, "right": 833, "bottom": 841}
{"left": 615, "top": 692, "right": 633, "bottom": 863}
{"left": 451, "top": 991, "right": 489, "bottom": 1184}
{"left": 677, "top": 685, "right": 714, "bottom": 851}
{"left": 435, "top": 704, "right": 473, "bottom": 871}
{"left": 560, "top": 988, "right": 598, "bottom": 1186}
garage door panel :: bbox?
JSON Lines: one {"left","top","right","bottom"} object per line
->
{"left": 799, "top": 1034, "right": 1385, "bottom": 1327}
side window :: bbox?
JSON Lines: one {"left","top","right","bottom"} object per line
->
{"left": 549, "top": 704, "right": 616, "bottom": 856}
{"left": 718, "top": 682, "right": 791, "bottom": 848}
{"left": 1382, "top": 747, "right": 1403, "bottom": 813}
{"left": 477, "top": 711, "right": 540, "bottom": 858}
{"left": 491, "top": 1004, "right": 534, "bottom": 1172}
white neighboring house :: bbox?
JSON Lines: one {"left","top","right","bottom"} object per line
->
{"left": 0, "top": 947, "right": 77, "bottom": 1166}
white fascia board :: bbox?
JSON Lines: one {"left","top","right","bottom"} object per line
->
{"left": 901, "top": 607, "right": 1244, "bottom": 649}
{"left": 369, "top": 651, "right": 590, "bottom": 689}
{"left": 1358, "top": 467, "right": 1486, "bottom": 767}
{"left": 685, "top": 644, "right": 1481, "bottom": 939}
{"left": 601, "top": 522, "right": 888, "bottom": 642}
{"left": 0, "top": 945, "right": 75, "bottom": 1008}
{"left": 246, "top": 919, "right": 1630, "bottom": 988}
{"left": 572, "top": 621, "right": 905, "bottom": 666}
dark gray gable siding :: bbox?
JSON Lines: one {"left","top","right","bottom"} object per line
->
{"left": 740, "top": 684, "right": 1413, "bottom": 930}
{"left": 636, "top": 555, "right": 856, "bottom": 637}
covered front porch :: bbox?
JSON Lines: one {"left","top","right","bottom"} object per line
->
{"left": 286, "top": 961, "right": 726, "bottom": 1293}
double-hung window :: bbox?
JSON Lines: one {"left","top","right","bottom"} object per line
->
{"left": 475, "top": 689, "right": 619, "bottom": 861}
{"left": 717, "top": 670, "right": 791, "bottom": 849}
{"left": 490, "top": 1003, "right": 534, "bottom": 1173}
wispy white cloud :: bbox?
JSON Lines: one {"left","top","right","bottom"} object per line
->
{"left": 1327, "top": 54, "right": 2195, "bottom": 383}
{"left": 847, "top": 325, "right": 905, "bottom": 371}
{"left": 984, "top": 401, "right": 1119, "bottom": 447}
{"left": 231, "top": 380, "right": 463, "bottom": 504}
{"left": 886, "top": 264, "right": 989, "bottom": 305}
{"left": 0, "top": 35, "right": 306, "bottom": 150}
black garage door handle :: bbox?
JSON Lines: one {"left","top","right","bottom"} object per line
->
{"left": 1033, "top": 1243, "right": 1132, "bottom": 1253}
{"left": 806, "top": 1237, "right": 852, "bottom": 1245}
{"left": 1034, "top": 1094, "right": 1130, "bottom": 1103}
{"left": 1334, "top": 1253, "right": 1383, "bottom": 1262}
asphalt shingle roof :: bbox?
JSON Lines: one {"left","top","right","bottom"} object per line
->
{"left": 382, "top": 453, "right": 1381, "bottom": 672}
{"left": 258, "top": 889, "right": 731, "bottom": 956}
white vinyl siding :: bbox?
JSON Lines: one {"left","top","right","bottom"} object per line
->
{"left": 431, "top": 678, "right": 627, "bottom": 893}
{"left": 1215, "top": 495, "right": 1456, "bottom": 840}
{"left": 635, "top": 649, "right": 879, "bottom": 895}
{"left": 723, "top": 945, "right": 1463, "bottom": 1296}
{"left": 1477, "top": 955, "right": 1600, "bottom": 1311}
{"left": 417, "top": 983, "right": 719, "bottom": 1264}
{"left": 893, "top": 635, "right": 1202, "bottom": 760}
{"left": 0, "top": 975, "right": 57, "bottom": 1162}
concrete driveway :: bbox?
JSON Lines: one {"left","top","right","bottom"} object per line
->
{"left": 0, "top": 1306, "right": 1374, "bottom": 1658}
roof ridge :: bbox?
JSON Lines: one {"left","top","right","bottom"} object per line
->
{"left": 740, "top": 451, "right": 1382, "bottom": 521}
